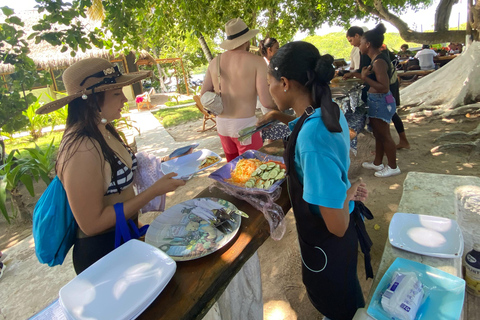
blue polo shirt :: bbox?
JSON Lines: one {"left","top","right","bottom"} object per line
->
{"left": 288, "top": 108, "right": 354, "bottom": 215}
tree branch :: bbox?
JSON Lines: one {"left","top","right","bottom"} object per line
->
{"left": 358, "top": 0, "right": 466, "bottom": 43}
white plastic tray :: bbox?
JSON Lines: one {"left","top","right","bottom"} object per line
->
{"left": 59, "top": 240, "right": 176, "bottom": 320}
{"left": 388, "top": 212, "right": 464, "bottom": 258}
{"left": 161, "top": 149, "right": 221, "bottom": 180}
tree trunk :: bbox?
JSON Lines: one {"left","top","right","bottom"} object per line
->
{"left": 198, "top": 33, "right": 213, "bottom": 62}
{"left": 435, "top": 0, "right": 457, "bottom": 31}
{"left": 357, "top": 0, "right": 466, "bottom": 43}
{"left": 152, "top": 48, "right": 168, "bottom": 93}
{"left": 471, "top": 0, "right": 480, "bottom": 40}
{"left": 10, "top": 189, "right": 31, "bottom": 222}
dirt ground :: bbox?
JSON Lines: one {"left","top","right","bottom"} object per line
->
{"left": 0, "top": 107, "right": 479, "bottom": 319}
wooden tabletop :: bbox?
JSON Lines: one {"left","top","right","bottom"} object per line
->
{"left": 138, "top": 141, "right": 292, "bottom": 320}
{"left": 434, "top": 54, "right": 459, "bottom": 61}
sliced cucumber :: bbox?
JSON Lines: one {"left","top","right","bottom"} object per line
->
{"left": 255, "top": 180, "right": 264, "bottom": 189}
{"left": 259, "top": 164, "right": 267, "bottom": 170}
{"left": 275, "top": 172, "right": 285, "bottom": 180}
{"left": 245, "top": 181, "right": 254, "bottom": 188}
{"left": 266, "top": 162, "right": 276, "bottom": 169}
{"left": 261, "top": 172, "right": 270, "bottom": 180}
{"left": 275, "top": 164, "right": 280, "bottom": 170}
{"left": 251, "top": 169, "right": 258, "bottom": 177}
{"left": 264, "top": 180, "right": 272, "bottom": 189}
{"left": 268, "top": 169, "right": 279, "bottom": 179}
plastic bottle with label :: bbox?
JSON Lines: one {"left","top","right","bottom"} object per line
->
{"left": 465, "top": 243, "right": 480, "bottom": 297}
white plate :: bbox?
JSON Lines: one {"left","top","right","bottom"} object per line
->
{"left": 145, "top": 198, "right": 242, "bottom": 261}
{"left": 388, "top": 212, "right": 464, "bottom": 258}
{"left": 161, "top": 149, "right": 221, "bottom": 180}
{"left": 59, "top": 240, "right": 176, "bottom": 320}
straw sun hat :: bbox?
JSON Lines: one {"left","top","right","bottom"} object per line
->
{"left": 220, "top": 18, "right": 259, "bottom": 51}
{"left": 36, "top": 58, "right": 151, "bottom": 114}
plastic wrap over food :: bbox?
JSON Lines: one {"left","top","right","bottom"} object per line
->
{"left": 133, "top": 151, "right": 166, "bottom": 213}
{"left": 209, "top": 150, "right": 287, "bottom": 240}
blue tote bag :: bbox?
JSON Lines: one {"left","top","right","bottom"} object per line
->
{"left": 33, "top": 176, "right": 77, "bottom": 267}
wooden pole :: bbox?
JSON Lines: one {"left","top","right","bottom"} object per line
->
{"left": 179, "top": 58, "right": 189, "bottom": 95}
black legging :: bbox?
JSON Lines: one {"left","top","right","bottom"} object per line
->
{"left": 392, "top": 112, "right": 405, "bottom": 134}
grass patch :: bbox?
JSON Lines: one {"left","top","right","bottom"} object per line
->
{"left": 165, "top": 99, "right": 195, "bottom": 107}
{"left": 4, "top": 131, "right": 63, "bottom": 158}
{"left": 153, "top": 106, "right": 202, "bottom": 128}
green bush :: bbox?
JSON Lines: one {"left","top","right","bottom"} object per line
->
{"left": 0, "top": 138, "right": 56, "bottom": 222}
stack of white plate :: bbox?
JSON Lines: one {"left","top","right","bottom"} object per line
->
{"left": 59, "top": 240, "right": 176, "bottom": 320}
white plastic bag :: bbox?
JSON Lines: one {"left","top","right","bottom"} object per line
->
{"left": 381, "top": 271, "right": 424, "bottom": 320}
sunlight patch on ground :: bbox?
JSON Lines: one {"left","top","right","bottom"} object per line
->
{"left": 429, "top": 128, "right": 442, "bottom": 132}
{"left": 389, "top": 183, "right": 401, "bottom": 190}
{"left": 442, "top": 118, "right": 457, "bottom": 124}
{"left": 463, "top": 163, "right": 474, "bottom": 168}
{"left": 388, "top": 204, "right": 398, "bottom": 212}
{"left": 264, "top": 300, "right": 297, "bottom": 320}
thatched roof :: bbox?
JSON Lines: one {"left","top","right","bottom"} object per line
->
{"left": 0, "top": 10, "right": 122, "bottom": 73}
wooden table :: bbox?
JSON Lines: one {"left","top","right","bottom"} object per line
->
{"left": 434, "top": 54, "right": 459, "bottom": 68}
{"left": 138, "top": 142, "right": 291, "bottom": 320}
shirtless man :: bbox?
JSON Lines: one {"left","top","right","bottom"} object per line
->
{"left": 201, "top": 18, "right": 275, "bottom": 161}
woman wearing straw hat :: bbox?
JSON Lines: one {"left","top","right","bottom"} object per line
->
{"left": 37, "top": 58, "right": 186, "bottom": 274}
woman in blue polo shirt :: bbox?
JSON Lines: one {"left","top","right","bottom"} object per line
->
{"left": 267, "top": 41, "right": 373, "bottom": 320}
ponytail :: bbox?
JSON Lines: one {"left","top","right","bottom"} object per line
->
{"left": 307, "top": 54, "right": 341, "bottom": 132}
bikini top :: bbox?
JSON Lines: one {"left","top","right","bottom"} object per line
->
{"left": 105, "top": 148, "right": 137, "bottom": 195}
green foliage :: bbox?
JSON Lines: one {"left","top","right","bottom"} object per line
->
{"left": 0, "top": 139, "right": 56, "bottom": 222}
{"left": 4, "top": 132, "right": 63, "bottom": 158}
{"left": 0, "top": 7, "right": 51, "bottom": 130}
{"left": 303, "top": 32, "right": 422, "bottom": 61}
{"left": 153, "top": 106, "right": 202, "bottom": 128}
{"left": 23, "top": 139, "right": 57, "bottom": 185}
{"left": 22, "top": 94, "right": 50, "bottom": 140}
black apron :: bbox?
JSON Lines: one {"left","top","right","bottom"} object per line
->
{"left": 283, "top": 107, "right": 374, "bottom": 320}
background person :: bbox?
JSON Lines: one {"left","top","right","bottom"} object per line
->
{"left": 359, "top": 24, "right": 401, "bottom": 177}
{"left": 415, "top": 44, "right": 437, "bottom": 70}
{"left": 268, "top": 41, "right": 372, "bottom": 320}
{"left": 346, "top": 26, "right": 363, "bottom": 71}
{"left": 36, "top": 58, "right": 186, "bottom": 274}
{"left": 258, "top": 37, "right": 292, "bottom": 144}
{"left": 344, "top": 26, "right": 410, "bottom": 150}
{"left": 398, "top": 44, "right": 413, "bottom": 59}
{"left": 201, "top": 18, "right": 276, "bottom": 161}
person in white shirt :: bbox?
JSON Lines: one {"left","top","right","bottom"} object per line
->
{"left": 349, "top": 46, "right": 361, "bottom": 71}
{"left": 346, "top": 26, "right": 363, "bottom": 70}
{"left": 415, "top": 44, "right": 437, "bottom": 70}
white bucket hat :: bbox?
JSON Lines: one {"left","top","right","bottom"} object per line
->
{"left": 220, "top": 18, "right": 259, "bottom": 50}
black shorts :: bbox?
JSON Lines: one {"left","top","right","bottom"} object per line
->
{"left": 72, "top": 230, "right": 116, "bottom": 274}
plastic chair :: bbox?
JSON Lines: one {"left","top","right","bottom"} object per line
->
{"left": 136, "top": 88, "right": 155, "bottom": 111}
{"left": 193, "top": 95, "right": 216, "bottom": 132}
